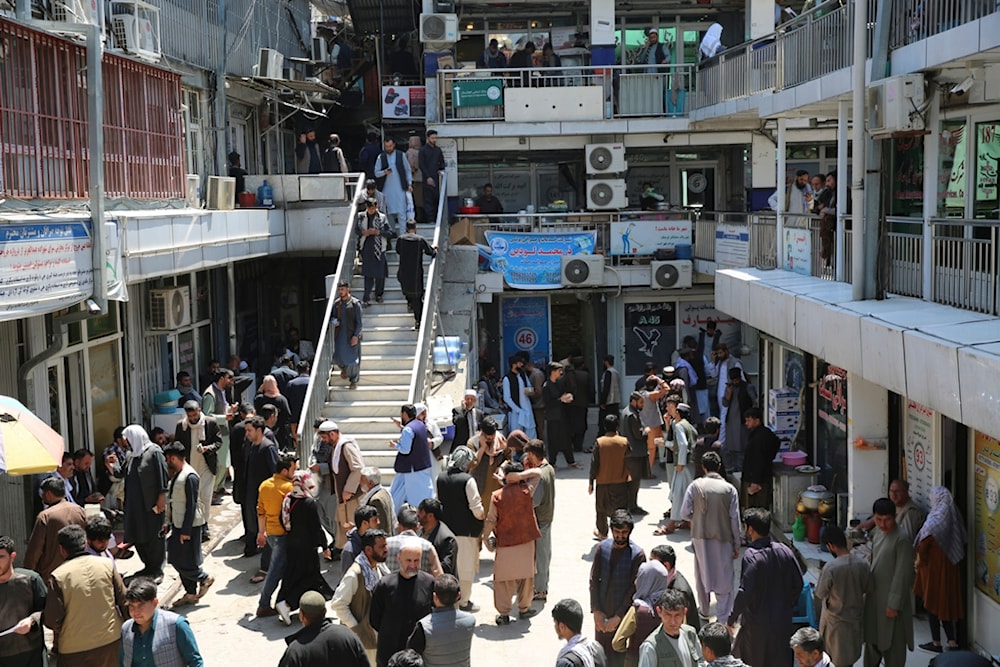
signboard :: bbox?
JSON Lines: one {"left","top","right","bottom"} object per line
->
{"left": 974, "top": 430, "right": 1000, "bottom": 604}
{"left": 815, "top": 361, "right": 848, "bottom": 492}
{"left": 624, "top": 302, "right": 676, "bottom": 376}
{"left": 483, "top": 230, "right": 596, "bottom": 289}
{"left": 904, "top": 400, "right": 936, "bottom": 509}
{"left": 783, "top": 227, "right": 812, "bottom": 275}
{"left": 501, "top": 297, "right": 550, "bottom": 367}
{"left": 451, "top": 78, "right": 503, "bottom": 108}
{"left": 438, "top": 137, "right": 459, "bottom": 197}
{"left": 0, "top": 222, "right": 94, "bottom": 319}
{"left": 610, "top": 217, "right": 691, "bottom": 256}
{"left": 715, "top": 223, "right": 749, "bottom": 268}
{"left": 677, "top": 301, "right": 741, "bottom": 349}
{"left": 381, "top": 85, "right": 426, "bottom": 119}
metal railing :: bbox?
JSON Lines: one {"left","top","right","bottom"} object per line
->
{"left": 888, "top": 0, "right": 1000, "bottom": 50}
{"left": 929, "top": 218, "right": 999, "bottom": 314}
{"left": 437, "top": 63, "right": 694, "bottom": 122}
{"left": 749, "top": 213, "right": 778, "bottom": 268}
{"left": 885, "top": 216, "right": 923, "bottom": 297}
{"left": 296, "top": 175, "right": 366, "bottom": 458}
{"left": 697, "top": 37, "right": 776, "bottom": 107}
{"left": 464, "top": 210, "right": 698, "bottom": 264}
{"left": 408, "top": 172, "right": 448, "bottom": 405}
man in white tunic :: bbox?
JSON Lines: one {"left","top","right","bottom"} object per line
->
{"left": 680, "top": 451, "right": 740, "bottom": 622}
{"left": 373, "top": 136, "right": 413, "bottom": 237}
{"left": 502, "top": 355, "right": 536, "bottom": 439}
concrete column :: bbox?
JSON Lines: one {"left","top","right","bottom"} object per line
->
{"left": 590, "top": 0, "right": 616, "bottom": 46}
{"left": 748, "top": 0, "right": 776, "bottom": 40}
{"left": 921, "top": 90, "right": 941, "bottom": 301}
{"left": 846, "top": 375, "right": 888, "bottom": 522}
{"left": 751, "top": 133, "right": 777, "bottom": 188}
{"left": 776, "top": 117, "right": 787, "bottom": 268}
{"left": 836, "top": 99, "right": 848, "bottom": 282}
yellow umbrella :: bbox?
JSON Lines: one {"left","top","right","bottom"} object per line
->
{"left": 0, "top": 395, "right": 64, "bottom": 475}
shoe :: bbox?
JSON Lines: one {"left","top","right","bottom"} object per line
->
{"left": 340, "top": 369, "right": 348, "bottom": 379}
{"left": 242, "top": 548, "right": 261, "bottom": 558}
{"left": 412, "top": 324, "right": 419, "bottom": 331}
{"left": 171, "top": 593, "right": 199, "bottom": 609}
{"left": 211, "top": 496, "right": 223, "bottom": 506}
{"left": 532, "top": 591, "right": 547, "bottom": 601}
{"left": 582, "top": 448, "right": 593, "bottom": 454}
{"left": 362, "top": 300, "right": 371, "bottom": 307}
{"left": 375, "top": 295, "right": 384, "bottom": 303}
{"left": 276, "top": 600, "right": 292, "bottom": 626}
{"left": 630, "top": 507, "right": 648, "bottom": 515}
{"left": 349, "top": 382, "right": 358, "bottom": 390}
{"left": 153, "top": 575, "right": 164, "bottom": 585}
{"left": 569, "top": 463, "right": 583, "bottom": 470}
{"left": 250, "top": 570, "right": 267, "bottom": 584}
{"left": 256, "top": 606, "right": 279, "bottom": 618}
{"left": 459, "top": 602, "right": 479, "bottom": 612}
{"left": 495, "top": 614, "right": 513, "bottom": 625}
{"left": 919, "top": 643, "right": 943, "bottom": 654}
{"left": 202, "top": 529, "right": 212, "bottom": 540}
{"left": 519, "top": 607, "right": 540, "bottom": 619}
{"left": 197, "top": 575, "right": 215, "bottom": 599}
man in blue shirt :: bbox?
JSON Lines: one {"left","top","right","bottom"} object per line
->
{"left": 120, "top": 578, "right": 203, "bottom": 666}
{"left": 388, "top": 404, "right": 435, "bottom": 512}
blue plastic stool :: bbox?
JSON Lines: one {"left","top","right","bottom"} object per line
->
{"left": 792, "top": 581, "right": 818, "bottom": 628}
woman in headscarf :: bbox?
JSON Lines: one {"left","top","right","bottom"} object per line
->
{"left": 913, "top": 485, "right": 966, "bottom": 653}
{"left": 122, "top": 424, "right": 170, "bottom": 581}
{"left": 254, "top": 374, "right": 293, "bottom": 451}
{"left": 611, "top": 559, "right": 670, "bottom": 666}
{"left": 699, "top": 23, "right": 725, "bottom": 61}
{"left": 276, "top": 470, "right": 332, "bottom": 623}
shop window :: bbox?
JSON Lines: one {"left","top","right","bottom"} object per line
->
{"left": 974, "top": 121, "right": 1000, "bottom": 219}
{"left": 890, "top": 135, "right": 924, "bottom": 217}
{"left": 88, "top": 341, "right": 123, "bottom": 447}
{"left": 814, "top": 360, "right": 847, "bottom": 493}
{"left": 182, "top": 88, "right": 206, "bottom": 177}
{"left": 938, "top": 120, "right": 966, "bottom": 217}
{"left": 87, "top": 302, "right": 119, "bottom": 340}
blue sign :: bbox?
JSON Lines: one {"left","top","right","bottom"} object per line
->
{"left": 501, "top": 297, "right": 550, "bottom": 367}
{"left": 484, "top": 231, "right": 597, "bottom": 289}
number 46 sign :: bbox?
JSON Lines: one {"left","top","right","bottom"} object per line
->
{"left": 501, "top": 297, "right": 550, "bottom": 367}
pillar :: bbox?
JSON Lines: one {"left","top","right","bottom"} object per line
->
{"left": 747, "top": 0, "right": 776, "bottom": 40}
{"left": 846, "top": 376, "right": 889, "bottom": 522}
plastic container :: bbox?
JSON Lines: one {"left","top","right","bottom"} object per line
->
{"left": 675, "top": 243, "right": 693, "bottom": 260}
{"left": 153, "top": 389, "right": 182, "bottom": 414}
{"left": 257, "top": 180, "right": 274, "bottom": 208}
{"left": 237, "top": 191, "right": 256, "bottom": 207}
{"left": 781, "top": 450, "right": 808, "bottom": 466}
{"left": 791, "top": 515, "right": 806, "bottom": 541}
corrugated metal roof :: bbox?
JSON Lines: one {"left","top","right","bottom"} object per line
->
{"left": 346, "top": 0, "right": 420, "bottom": 35}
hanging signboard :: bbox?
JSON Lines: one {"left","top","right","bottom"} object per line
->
{"left": 451, "top": 78, "right": 503, "bottom": 108}
{"left": 783, "top": 227, "right": 812, "bottom": 275}
{"left": 501, "top": 296, "right": 550, "bottom": 367}
{"left": 483, "top": 230, "right": 596, "bottom": 289}
{"left": 904, "top": 400, "right": 936, "bottom": 509}
{"left": 624, "top": 301, "right": 677, "bottom": 376}
{"left": 381, "top": 85, "right": 426, "bottom": 119}
{"left": 715, "top": 223, "right": 750, "bottom": 268}
{"left": 610, "top": 217, "right": 691, "bottom": 255}
{"left": 974, "top": 430, "right": 1000, "bottom": 604}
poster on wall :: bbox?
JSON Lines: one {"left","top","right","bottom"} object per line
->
{"left": 904, "top": 400, "right": 936, "bottom": 510}
{"left": 783, "top": 227, "right": 812, "bottom": 275}
{"left": 501, "top": 297, "right": 550, "bottom": 367}
{"left": 815, "top": 361, "right": 848, "bottom": 492}
{"left": 624, "top": 302, "right": 677, "bottom": 376}
{"left": 973, "top": 430, "right": 1000, "bottom": 604}
{"left": 483, "top": 230, "right": 596, "bottom": 289}
{"left": 715, "top": 224, "right": 749, "bottom": 268}
{"left": 381, "top": 85, "right": 426, "bottom": 118}
{"left": 609, "top": 217, "right": 691, "bottom": 255}
{"left": 677, "top": 301, "right": 741, "bottom": 351}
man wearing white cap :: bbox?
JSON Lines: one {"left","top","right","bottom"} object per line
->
{"left": 326, "top": 421, "right": 365, "bottom": 550}
{"left": 450, "top": 390, "right": 483, "bottom": 455}
{"left": 309, "top": 420, "right": 340, "bottom": 549}
{"left": 415, "top": 403, "right": 444, "bottom": 480}
{"left": 436, "top": 446, "right": 485, "bottom": 610}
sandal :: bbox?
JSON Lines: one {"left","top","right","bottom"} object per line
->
{"left": 495, "top": 614, "right": 513, "bottom": 625}
{"left": 249, "top": 570, "right": 267, "bottom": 584}
{"left": 653, "top": 523, "right": 677, "bottom": 536}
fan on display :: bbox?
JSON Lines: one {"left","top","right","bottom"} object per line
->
{"left": 564, "top": 258, "right": 592, "bottom": 284}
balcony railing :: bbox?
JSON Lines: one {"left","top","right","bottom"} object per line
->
{"left": 889, "top": 0, "right": 1000, "bottom": 50}
{"left": 437, "top": 64, "right": 694, "bottom": 123}
{"left": 930, "top": 218, "right": 999, "bottom": 314}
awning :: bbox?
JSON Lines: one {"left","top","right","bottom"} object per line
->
{"left": 345, "top": 0, "right": 420, "bottom": 35}
{"left": 229, "top": 76, "right": 342, "bottom": 115}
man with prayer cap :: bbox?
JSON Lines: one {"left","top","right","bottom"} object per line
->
{"left": 450, "top": 390, "right": 483, "bottom": 455}
{"left": 436, "top": 445, "right": 484, "bottom": 611}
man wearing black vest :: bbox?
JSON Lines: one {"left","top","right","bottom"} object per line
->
{"left": 328, "top": 422, "right": 366, "bottom": 551}
{"left": 450, "top": 391, "right": 483, "bottom": 455}
{"left": 417, "top": 498, "right": 458, "bottom": 577}
{"left": 389, "top": 404, "right": 435, "bottom": 512}
{"left": 436, "top": 446, "right": 484, "bottom": 612}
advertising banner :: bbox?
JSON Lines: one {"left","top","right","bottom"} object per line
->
{"left": 610, "top": 217, "right": 692, "bottom": 255}
{"left": 904, "top": 400, "right": 936, "bottom": 509}
{"left": 484, "top": 230, "right": 597, "bottom": 289}
{"left": 381, "top": 85, "right": 426, "bottom": 118}
{"left": 715, "top": 224, "right": 750, "bottom": 267}
{"left": 451, "top": 78, "right": 503, "bottom": 107}
{"left": 501, "top": 296, "right": 550, "bottom": 367}
{"left": 974, "top": 430, "right": 1000, "bottom": 604}
{"left": 624, "top": 302, "right": 676, "bottom": 376}
{"left": 783, "top": 227, "right": 812, "bottom": 275}
{"left": 0, "top": 222, "right": 95, "bottom": 318}
{"left": 677, "top": 301, "right": 742, "bottom": 349}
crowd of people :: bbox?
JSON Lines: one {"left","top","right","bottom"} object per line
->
{"left": 0, "top": 314, "right": 978, "bottom": 667}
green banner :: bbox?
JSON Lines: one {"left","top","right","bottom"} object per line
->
{"left": 451, "top": 78, "right": 503, "bottom": 108}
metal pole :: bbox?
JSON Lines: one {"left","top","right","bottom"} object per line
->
{"left": 216, "top": 0, "right": 229, "bottom": 176}
{"left": 87, "top": 12, "right": 107, "bottom": 311}
{"left": 836, "top": 99, "right": 848, "bottom": 282}
{"left": 850, "top": 0, "right": 866, "bottom": 299}
{"left": 776, "top": 117, "right": 787, "bottom": 269}
{"left": 227, "top": 262, "right": 237, "bottom": 355}
{"left": 921, "top": 90, "right": 940, "bottom": 301}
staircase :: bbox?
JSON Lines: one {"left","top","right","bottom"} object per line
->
{"left": 319, "top": 222, "right": 438, "bottom": 480}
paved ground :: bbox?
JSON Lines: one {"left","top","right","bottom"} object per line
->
{"left": 123, "top": 449, "right": 940, "bottom": 667}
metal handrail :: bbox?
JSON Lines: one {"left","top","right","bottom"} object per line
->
{"left": 928, "top": 218, "right": 999, "bottom": 314}
{"left": 888, "top": 0, "right": 1000, "bottom": 50}
{"left": 296, "top": 175, "right": 367, "bottom": 459}
{"left": 408, "top": 172, "right": 449, "bottom": 405}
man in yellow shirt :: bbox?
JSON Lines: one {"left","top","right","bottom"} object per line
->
{"left": 256, "top": 453, "right": 297, "bottom": 621}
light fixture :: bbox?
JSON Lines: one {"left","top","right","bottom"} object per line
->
{"left": 466, "top": 23, "right": 473, "bottom": 30}
{"left": 531, "top": 21, "right": 537, "bottom": 28}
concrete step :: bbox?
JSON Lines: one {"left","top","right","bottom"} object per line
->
{"left": 327, "top": 384, "right": 410, "bottom": 404}
{"left": 360, "top": 325, "right": 420, "bottom": 342}
{"left": 352, "top": 339, "right": 419, "bottom": 355}
{"left": 325, "top": 417, "right": 401, "bottom": 435}
{"left": 356, "top": 353, "right": 418, "bottom": 371}
{"left": 323, "top": 400, "right": 406, "bottom": 418}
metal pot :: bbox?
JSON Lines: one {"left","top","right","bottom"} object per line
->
{"left": 800, "top": 490, "right": 825, "bottom": 511}
{"left": 818, "top": 495, "right": 837, "bottom": 518}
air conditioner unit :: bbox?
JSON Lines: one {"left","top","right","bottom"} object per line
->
{"left": 53, "top": 0, "right": 99, "bottom": 25}
{"left": 650, "top": 260, "right": 693, "bottom": 289}
{"left": 185, "top": 174, "right": 201, "bottom": 208}
{"left": 420, "top": 13, "right": 458, "bottom": 44}
{"left": 111, "top": 14, "right": 160, "bottom": 60}
{"left": 258, "top": 48, "right": 284, "bottom": 78}
{"left": 311, "top": 37, "right": 328, "bottom": 62}
{"left": 586, "top": 179, "right": 627, "bottom": 210}
{"left": 585, "top": 143, "right": 627, "bottom": 174}
{"left": 205, "top": 176, "right": 235, "bottom": 210}
{"left": 561, "top": 255, "right": 604, "bottom": 288}
{"left": 868, "top": 74, "right": 925, "bottom": 136}
{"left": 149, "top": 286, "right": 191, "bottom": 330}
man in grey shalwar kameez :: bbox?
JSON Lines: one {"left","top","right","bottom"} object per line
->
{"left": 680, "top": 451, "right": 740, "bottom": 622}
{"left": 658, "top": 400, "right": 696, "bottom": 535}
{"left": 122, "top": 424, "right": 169, "bottom": 581}
{"left": 816, "top": 525, "right": 870, "bottom": 667}
{"left": 332, "top": 281, "right": 363, "bottom": 390}
{"left": 356, "top": 199, "right": 395, "bottom": 305}
{"left": 373, "top": 136, "right": 413, "bottom": 237}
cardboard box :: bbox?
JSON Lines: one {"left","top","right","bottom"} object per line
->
{"left": 768, "top": 413, "right": 801, "bottom": 431}
{"left": 450, "top": 218, "right": 477, "bottom": 246}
